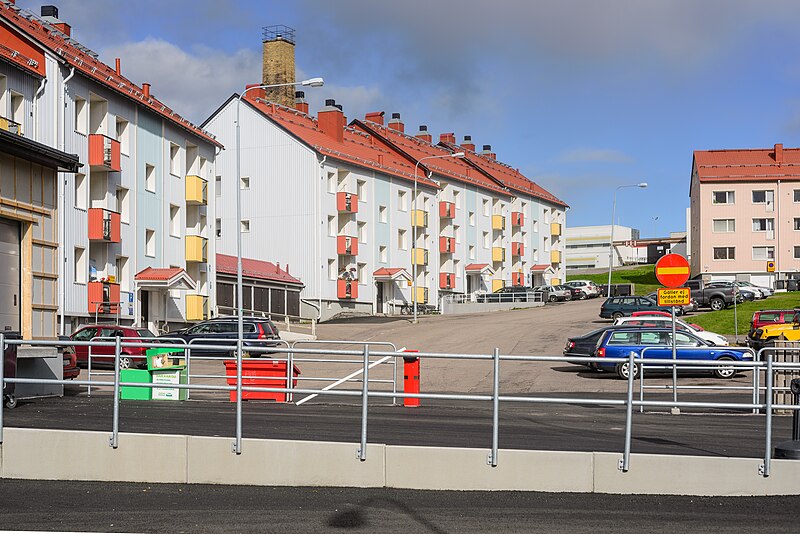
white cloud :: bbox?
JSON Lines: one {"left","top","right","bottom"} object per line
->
{"left": 559, "top": 148, "right": 633, "bottom": 163}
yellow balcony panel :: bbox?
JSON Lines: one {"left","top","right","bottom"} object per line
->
{"left": 551, "top": 277, "right": 562, "bottom": 286}
{"left": 185, "top": 235, "right": 208, "bottom": 263}
{"left": 0, "top": 117, "right": 22, "bottom": 135}
{"left": 186, "top": 294, "right": 208, "bottom": 321}
{"left": 492, "top": 247, "right": 505, "bottom": 263}
{"left": 550, "top": 250, "right": 561, "bottom": 264}
{"left": 412, "top": 247, "right": 429, "bottom": 266}
{"left": 492, "top": 215, "right": 505, "bottom": 231}
{"left": 412, "top": 286, "right": 429, "bottom": 304}
{"left": 492, "top": 279, "right": 505, "bottom": 292}
{"left": 186, "top": 174, "right": 208, "bottom": 205}
{"left": 411, "top": 209, "right": 428, "bottom": 228}
{"left": 550, "top": 222, "right": 562, "bottom": 236}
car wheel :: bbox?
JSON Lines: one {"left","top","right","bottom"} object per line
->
{"left": 4, "top": 395, "right": 17, "bottom": 409}
{"left": 713, "top": 357, "right": 736, "bottom": 379}
{"left": 564, "top": 293, "right": 572, "bottom": 301}
{"left": 615, "top": 361, "right": 639, "bottom": 380}
{"left": 579, "top": 292, "right": 587, "bottom": 300}
{"left": 549, "top": 294, "right": 558, "bottom": 303}
{"left": 118, "top": 354, "right": 133, "bottom": 369}
{"left": 709, "top": 298, "right": 725, "bottom": 311}
{"left": 611, "top": 312, "right": 624, "bottom": 321}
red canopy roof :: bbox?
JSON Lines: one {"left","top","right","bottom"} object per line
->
{"left": 216, "top": 254, "right": 302, "bottom": 286}
{"left": 134, "top": 267, "right": 185, "bottom": 281}
{"left": 529, "top": 264, "right": 552, "bottom": 272}
{"left": 465, "top": 263, "right": 491, "bottom": 273}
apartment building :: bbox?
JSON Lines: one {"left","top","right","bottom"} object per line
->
{"left": 690, "top": 143, "right": 800, "bottom": 286}
{"left": 0, "top": 3, "right": 220, "bottom": 335}
{"left": 204, "top": 29, "right": 567, "bottom": 321}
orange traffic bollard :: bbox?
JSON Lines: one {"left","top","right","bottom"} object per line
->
{"left": 402, "top": 349, "right": 420, "bottom": 407}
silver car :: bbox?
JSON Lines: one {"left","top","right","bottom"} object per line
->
{"left": 535, "top": 285, "right": 572, "bottom": 302}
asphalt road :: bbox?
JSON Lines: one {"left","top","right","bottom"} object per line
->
{"left": 0, "top": 479, "right": 798, "bottom": 533}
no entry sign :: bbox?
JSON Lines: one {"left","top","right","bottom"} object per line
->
{"left": 655, "top": 254, "right": 690, "bottom": 288}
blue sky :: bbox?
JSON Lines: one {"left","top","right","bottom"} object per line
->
{"left": 18, "top": 1, "right": 800, "bottom": 237}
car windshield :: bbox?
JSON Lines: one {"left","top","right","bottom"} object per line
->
{"left": 136, "top": 329, "right": 155, "bottom": 338}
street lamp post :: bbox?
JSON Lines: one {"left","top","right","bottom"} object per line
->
{"left": 607, "top": 183, "right": 647, "bottom": 297}
{"left": 412, "top": 152, "right": 464, "bottom": 323}
{"left": 233, "top": 77, "right": 323, "bottom": 454}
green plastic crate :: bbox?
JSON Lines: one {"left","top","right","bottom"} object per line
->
{"left": 120, "top": 369, "right": 152, "bottom": 401}
{"left": 151, "top": 368, "right": 188, "bottom": 401}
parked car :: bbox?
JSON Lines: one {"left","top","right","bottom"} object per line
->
{"left": 166, "top": 316, "right": 281, "bottom": 357}
{"left": 613, "top": 316, "right": 729, "bottom": 346}
{"left": 565, "top": 280, "right": 600, "bottom": 299}
{"left": 70, "top": 324, "right": 155, "bottom": 369}
{"left": 736, "top": 280, "right": 773, "bottom": 298}
{"left": 684, "top": 279, "right": 744, "bottom": 310}
{"left": 63, "top": 350, "right": 79, "bottom": 380}
{"left": 563, "top": 325, "right": 647, "bottom": 368}
{"left": 593, "top": 328, "right": 754, "bottom": 379}
{"left": 644, "top": 292, "right": 698, "bottom": 315}
{"left": 599, "top": 296, "right": 679, "bottom": 320}
{"left": 705, "top": 281, "right": 756, "bottom": 302}
{"left": 631, "top": 310, "right": 706, "bottom": 330}
{"left": 535, "top": 285, "right": 572, "bottom": 302}
{"left": 749, "top": 309, "right": 797, "bottom": 337}
{"left": 748, "top": 309, "right": 800, "bottom": 351}
{"left": 476, "top": 286, "right": 540, "bottom": 303}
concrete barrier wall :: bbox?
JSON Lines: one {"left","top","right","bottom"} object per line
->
{"left": 441, "top": 301, "right": 545, "bottom": 315}
{"left": 2, "top": 428, "right": 800, "bottom": 495}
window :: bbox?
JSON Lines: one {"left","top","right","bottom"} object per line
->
{"left": 398, "top": 229, "right": 407, "bottom": 250}
{"left": 116, "top": 117, "right": 129, "bottom": 154}
{"left": 482, "top": 231, "right": 489, "bottom": 249}
{"left": 752, "top": 218, "right": 774, "bottom": 232}
{"left": 398, "top": 190, "right": 408, "bottom": 211}
{"left": 10, "top": 92, "right": 23, "bottom": 130}
{"left": 468, "top": 211, "right": 475, "bottom": 226}
{"left": 145, "top": 229, "right": 155, "bottom": 257}
{"left": 327, "top": 216, "right": 336, "bottom": 237}
{"left": 712, "top": 219, "right": 735, "bottom": 232}
{"left": 752, "top": 190, "right": 774, "bottom": 204}
{"left": 74, "top": 173, "right": 87, "bottom": 210}
{"left": 73, "top": 247, "right": 86, "bottom": 283}
{"left": 116, "top": 256, "right": 129, "bottom": 292}
{"left": 379, "top": 246, "right": 387, "bottom": 263}
{"left": 169, "top": 143, "right": 180, "bottom": 175}
{"left": 328, "top": 259, "right": 337, "bottom": 280}
{"left": 795, "top": 218, "right": 800, "bottom": 231}
{"left": 240, "top": 176, "right": 250, "bottom": 190}
{"left": 215, "top": 176, "right": 222, "bottom": 196}
{"left": 712, "top": 191, "right": 734, "bottom": 204}
{"left": 543, "top": 208, "right": 550, "bottom": 224}
{"left": 215, "top": 218, "right": 221, "bottom": 239}
{"left": 379, "top": 205, "right": 387, "bottom": 223}
{"left": 240, "top": 219, "right": 250, "bottom": 233}
{"left": 357, "top": 179, "right": 366, "bottom": 199}
{"left": 454, "top": 225, "right": 461, "bottom": 244}
{"left": 327, "top": 172, "right": 336, "bottom": 194}
{"left": 116, "top": 187, "right": 129, "bottom": 223}
{"left": 795, "top": 246, "right": 800, "bottom": 260}
{"left": 794, "top": 189, "right": 800, "bottom": 203}
{"left": 712, "top": 247, "right": 735, "bottom": 260}
{"left": 752, "top": 246, "right": 775, "bottom": 261}
{"left": 145, "top": 164, "right": 155, "bottom": 192}
{"left": 357, "top": 221, "right": 366, "bottom": 244}
{"left": 533, "top": 220, "right": 539, "bottom": 232}
{"left": 357, "top": 262, "right": 366, "bottom": 283}
{"left": 482, "top": 199, "right": 489, "bottom": 216}
{"left": 469, "top": 245, "right": 475, "bottom": 260}
{"left": 74, "top": 95, "right": 87, "bottom": 134}
{"left": 169, "top": 205, "right": 180, "bottom": 237}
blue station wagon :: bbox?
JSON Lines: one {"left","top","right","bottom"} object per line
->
{"left": 594, "top": 328, "right": 753, "bottom": 379}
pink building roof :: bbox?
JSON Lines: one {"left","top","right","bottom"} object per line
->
{"left": 693, "top": 143, "right": 800, "bottom": 183}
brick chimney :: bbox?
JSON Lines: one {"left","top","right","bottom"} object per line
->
{"left": 481, "top": 144, "right": 496, "bottom": 160}
{"left": 244, "top": 84, "right": 266, "bottom": 101}
{"left": 142, "top": 83, "right": 151, "bottom": 98}
{"left": 365, "top": 111, "right": 385, "bottom": 126}
{"left": 416, "top": 125, "right": 432, "bottom": 143}
{"left": 262, "top": 25, "right": 296, "bottom": 107}
{"left": 774, "top": 143, "right": 784, "bottom": 164}
{"left": 115, "top": 58, "right": 121, "bottom": 76}
{"left": 439, "top": 133, "right": 456, "bottom": 144}
{"left": 462, "top": 135, "right": 475, "bottom": 152}
{"left": 388, "top": 113, "right": 404, "bottom": 133}
{"left": 318, "top": 99, "right": 345, "bottom": 143}
{"left": 294, "top": 90, "right": 308, "bottom": 114}
{"left": 41, "top": 5, "right": 71, "bottom": 37}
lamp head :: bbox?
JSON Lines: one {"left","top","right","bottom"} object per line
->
{"left": 637, "top": 182, "right": 648, "bottom": 188}
{"left": 452, "top": 152, "right": 465, "bottom": 158}
{"left": 301, "top": 77, "right": 325, "bottom": 87}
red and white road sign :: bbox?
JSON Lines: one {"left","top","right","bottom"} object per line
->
{"left": 654, "top": 254, "right": 690, "bottom": 288}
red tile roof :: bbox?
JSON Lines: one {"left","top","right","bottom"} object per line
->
{"left": 373, "top": 267, "right": 406, "bottom": 276}
{"left": 241, "top": 95, "right": 440, "bottom": 189}
{"left": 529, "top": 264, "right": 551, "bottom": 272}
{"left": 134, "top": 267, "right": 186, "bottom": 281}
{"left": 693, "top": 145, "right": 800, "bottom": 182}
{"left": 216, "top": 253, "right": 303, "bottom": 285}
{"left": 0, "top": 4, "right": 222, "bottom": 148}
{"left": 465, "top": 263, "right": 490, "bottom": 272}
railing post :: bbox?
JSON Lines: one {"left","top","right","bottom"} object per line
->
{"left": 752, "top": 350, "right": 760, "bottom": 415}
{"left": 109, "top": 335, "right": 121, "bottom": 449}
{"left": 0, "top": 333, "right": 5, "bottom": 444}
{"left": 639, "top": 347, "right": 646, "bottom": 414}
{"left": 87, "top": 341, "right": 93, "bottom": 397}
{"left": 233, "top": 338, "right": 243, "bottom": 455}
{"left": 358, "top": 344, "right": 370, "bottom": 461}
{"left": 489, "top": 347, "right": 500, "bottom": 467}
{"left": 185, "top": 345, "right": 192, "bottom": 401}
{"left": 286, "top": 343, "right": 294, "bottom": 403}
{"left": 622, "top": 350, "right": 636, "bottom": 472}
{"left": 762, "top": 350, "right": 773, "bottom": 477}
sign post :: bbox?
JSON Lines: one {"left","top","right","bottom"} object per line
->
{"left": 654, "top": 254, "right": 691, "bottom": 415}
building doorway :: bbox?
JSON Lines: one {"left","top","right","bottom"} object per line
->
{"left": 0, "top": 218, "right": 20, "bottom": 331}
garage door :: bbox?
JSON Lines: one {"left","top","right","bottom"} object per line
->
{"left": 0, "top": 218, "right": 20, "bottom": 331}
{"left": 750, "top": 275, "right": 773, "bottom": 288}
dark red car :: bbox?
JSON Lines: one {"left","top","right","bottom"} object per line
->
{"left": 749, "top": 309, "right": 797, "bottom": 337}
{"left": 70, "top": 325, "right": 155, "bottom": 369}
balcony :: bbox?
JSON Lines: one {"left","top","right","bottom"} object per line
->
{"left": 492, "top": 214, "right": 505, "bottom": 231}
{"left": 336, "top": 192, "right": 358, "bottom": 213}
{"left": 0, "top": 116, "right": 22, "bottom": 135}
{"left": 412, "top": 286, "right": 429, "bottom": 304}
{"left": 87, "top": 281, "right": 120, "bottom": 314}
{"left": 412, "top": 248, "right": 429, "bottom": 266}
{"left": 337, "top": 278, "right": 358, "bottom": 299}
{"left": 511, "top": 211, "right": 524, "bottom": 227}
{"left": 186, "top": 175, "right": 208, "bottom": 205}
{"left": 337, "top": 235, "right": 359, "bottom": 256}
{"left": 550, "top": 222, "right": 562, "bottom": 237}
{"left": 88, "top": 134, "right": 121, "bottom": 172}
{"left": 492, "top": 247, "right": 505, "bottom": 263}
{"left": 551, "top": 277, "right": 562, "bottom": 286}
{"left": 492, "top": 279, "right": 504, "bottom": 292}
{"left": 512, "top": 271, "right": 524, "bottom": 286}
{"left": 511, "top": 241, "right": 524, "bottom": 257}
{"left": 185, "top": 235, "right": 208, "bottom": 263}
{"left": 439, "top": 236, "right": 455, "bottom": 254}
{"left": 439, "top": 272, "right": 455, "bottom": 289}
{"left": 439, "top": 201, "right": 455, "bottom": 219}
{"left": 550, "top": 250, "right": 561, "bottom": 264}
{"left": 87, "top": 208, "right": 121, "bottom": 243}
{"left": 186, "top": 294, "right": 209, "bottom": 321}
{"left": 411, "top": 209, "right": 428, "bottom": 228}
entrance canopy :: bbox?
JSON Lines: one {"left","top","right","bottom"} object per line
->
{"left": 134, "top": 267, "right": 196, "bottom": 291}
{"left": 373, "top": 267, "right": 412, "bottom": 282}
{"left": 529, "top": 264, "right": 554, "bottom": 274}
{"left": 465, "top": 263, "right": 495, "bottom": 276}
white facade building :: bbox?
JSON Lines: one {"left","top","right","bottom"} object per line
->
{"left": 565, "top": 225, "right": 643, "bottom": 271}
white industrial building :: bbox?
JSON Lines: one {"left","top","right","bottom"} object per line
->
{"left": 565, "top": 225, "right": 644, "bottom": 271}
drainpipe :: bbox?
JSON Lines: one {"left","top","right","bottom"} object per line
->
{"left": 776, "top": 179, "right": 781, "bottom": 285}
{"left": 59, "top": 67, "right": 75, "bottom": 336}
{"left": 33, "top": 77, "right": 47, "bottom": 141}
{"left": 317, "top": 155, "right": 326, "bottom": 318}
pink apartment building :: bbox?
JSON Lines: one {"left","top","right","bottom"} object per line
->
{"left": 690, "top": 143, "right": 800, "bottom": 287}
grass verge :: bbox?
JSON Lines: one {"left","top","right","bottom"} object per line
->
{"left": 689, "top": 292, "right": 800, "bottom": 335}
{"left": 567, "top": 265, "right": 659, "bottom": 296}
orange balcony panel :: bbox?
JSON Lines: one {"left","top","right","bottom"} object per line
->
{"left": 512, "top": 272, "right": 524, "bottom": 286}
{"left": 88, "top": 281, "right": 120, "bottom": 314}
{"left": 439, "top": 272, "right": 455, "bottom": 289}
{"left": 88, "top": 134, "right": 121, "bottom": 172}
{"left": 439, "top": 236, "right": 456, "bottom": 254}
{"left": 337, "top": 235, "right": 359, "bottom": 256}
{"left": 337, "top": 279, "right": 358, "bottom": 299}
{"left": 87, "top": 208, "right": 121, "bottom": 243}
{"left": 439, "top": 201, "right": 455, "bottom": 219}
{"left": 512, "top": 211, "right": 524, "bottom": 227}
{"left": 512, "top": 241, "right": 524, "bottom": 256}
{"left": 336, "top": 192, "right": 358, "bottom": 213}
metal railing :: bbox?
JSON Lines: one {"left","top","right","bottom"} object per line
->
{"left": 1, "top": 335, "right": 799, "bottom": 479}
{"left": 441, "top": 291, "right": 545, "bottom": 305}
